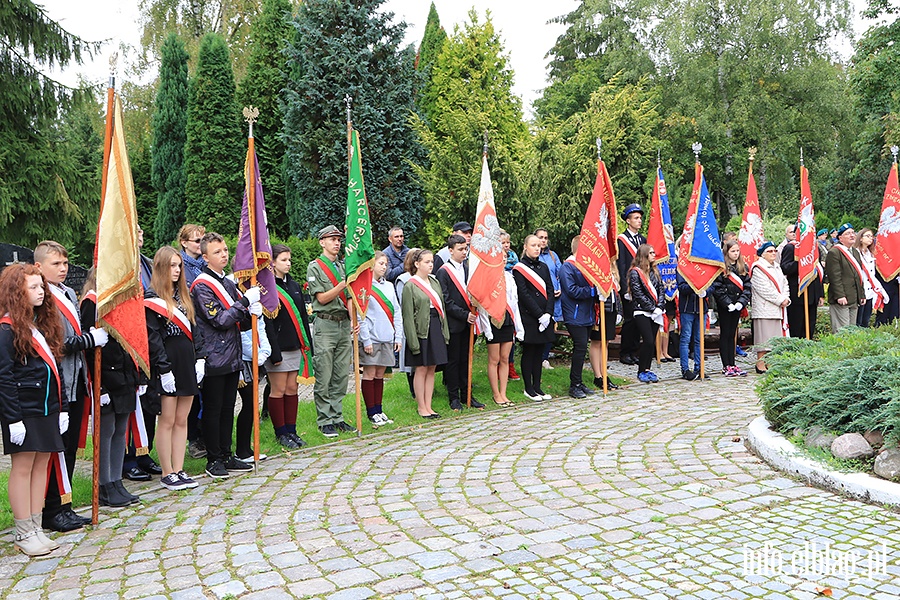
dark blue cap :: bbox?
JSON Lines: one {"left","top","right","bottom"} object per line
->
{"left": 756, "top": 241, "right": 776, "bottom": 256}
{"left": 621, "top": 203, "right": 643, "bottom": 220}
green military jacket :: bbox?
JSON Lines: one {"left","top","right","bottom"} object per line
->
{"left": 307, "top": 254, "right": 350, "bottom": 316}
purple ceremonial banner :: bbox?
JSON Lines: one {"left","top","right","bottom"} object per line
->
{"left": 234, "top": 141, "right": 279, "bottom": 317}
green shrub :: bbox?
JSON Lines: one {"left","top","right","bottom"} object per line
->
{"left": 757, "top": 322, "right": 900, "bottom": 445}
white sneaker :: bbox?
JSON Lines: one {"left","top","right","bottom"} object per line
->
{"left": 542, "top": 360, "right": 554, "bottom": 370}
{"left": 370, "top": 413, "right": 385, "bottom": 427}
{"left": 378, "top": 412, "right": 393, "bottom": 424}
{"left": 525, "top": 391, "right": 544, "bottom": 401}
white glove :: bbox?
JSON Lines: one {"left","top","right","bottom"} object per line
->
{"left": 243, "top": 287, "right": 261, "bottom": 304}
{"left": 160, "top": 371, "right": 176, "bottom": 394}
{"left": 698, "top": 290, "right": 706, "bottom": 298}
{"left": 616, "top": 314, "right": 624, "bottom": 326}
{"left": 89, "top": 327, "right": 109, "bottom": 347}
{"left": 100, "top": 393, "right": 110, "bottom": 406}
{"left": 652, "top": 307, "right": 663, "bottom": 318}
{"left": 727, "top": 303, "right": 735, "bottom": 312}
{"left": 59, "top": 412, "right": 69, "bottom": 434}
{"left": 137, "top": 385, "right": 147, "bottom": 396}
{"left": 257, "top": 352, "right": 267, "bottom": 367}
{"left": 195, "top": 359, "right": 206, "bottom": 385}
{"left": 9, "top": 421, "right": 25, "bottom": 445}
{"left": 249, "top": 301, "right": 263, "bottom": 317}
{"left": 734, "top": 303, "right": 743, "bottom": 312}
{"left": 516, "top": 331, "right": 524, "bottom": 342}
{"left": 538, "top": 313, "right": 551, "bottom": 332}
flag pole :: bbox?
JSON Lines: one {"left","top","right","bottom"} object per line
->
{"left": 693, "top": 142, "right": 706, "bottom": 382}
{"left": 346, "top": 96, "right": 363, "bottom": 437}
{"left": 597, "top": 139, "right": 609, "bottom": 396}
{"left": 243, "top": 106, "right": 262, "bottom": 469}
{"left": 92, "top": 56, "right": 118, "bottom": 525}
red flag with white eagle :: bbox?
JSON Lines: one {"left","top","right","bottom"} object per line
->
{"left": 875, "top": 161, "right": 900, "bottom": 282}
{"left": 738, "top": 165, "right": 764, "bottom": 273}
{"left": 468, "top": 152, "right": 506, "bottom": 326}
{"left": 573, "top": 158, "right": 618, "bottom": 297}
{"left": 796, "top": 165, "right": 818, "bottom": 295}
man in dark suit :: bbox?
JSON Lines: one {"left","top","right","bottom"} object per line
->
{"left": 780, "top": 241, "right": 824, "bottom": 338}
{"left": 436, "top": 234, "right": 484, "bottom": 411}
{"left": 617, "top": 204, "right": 646, "bottom": 364}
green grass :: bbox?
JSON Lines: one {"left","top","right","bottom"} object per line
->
{"left": 0, "top": 344, "right": 627, "bottom": 530}
{"left": 786, "top": 435, "right": 876, "bottom": 473}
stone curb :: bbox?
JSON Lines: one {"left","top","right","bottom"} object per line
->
{"left": 746, "top": 415, "right": 900, "bottom": 507}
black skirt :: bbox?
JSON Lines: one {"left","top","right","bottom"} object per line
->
{"left": 487, "top": 321, "right": 514, "bottom": 344}
{"left": 165, "top": 334, "right": 199, "bottom": 396}
{"left": 2, "top": 415, "right": 64, "bottom": 455}
{"left": 405, "top": 309, "right": 448, "bottom": 367}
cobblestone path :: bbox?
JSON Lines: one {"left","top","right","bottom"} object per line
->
{"left": 2, "top": 375, "right": 899, "bottom": 600}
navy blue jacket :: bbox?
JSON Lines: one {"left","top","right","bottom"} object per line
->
{"left": 0, "top": 324, "right": 68, "bottom": 424}
{"left": 676, "top": 273, "right": 703, "bottom": 315}
{"left": 559, "top": 260, "right": 595, "bottom": 327}
{"left": 191, "top": 268, "right": 251, "bottom": 376}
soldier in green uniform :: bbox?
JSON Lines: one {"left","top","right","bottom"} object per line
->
{"left": 307, "top": 226, "right": 355, "bottom": 437}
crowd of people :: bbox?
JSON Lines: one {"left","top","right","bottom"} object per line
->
{"left": 1, "top": 212, "right": 896, "bottom": 557}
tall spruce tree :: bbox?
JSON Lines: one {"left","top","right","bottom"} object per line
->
{"left": 411, "top": 10, "right": 531, "bottom": 247}
{"left": 238, "top": 0, "right": 292, "bottom": 238}
{"left": 415, "top": 2, "right": 447, "bottom": 123}
{"left": 152, "top": 33, "right": 190, "bottom": 246}
{"left": 184, "top": 33, "right": 244, "bottom": 234}
{"left": 282, "top": 0, "right": 424, "bottom": 240}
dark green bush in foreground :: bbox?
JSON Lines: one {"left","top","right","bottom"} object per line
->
{"left": 758, "top": 322, "right": 900, "bottom": 445}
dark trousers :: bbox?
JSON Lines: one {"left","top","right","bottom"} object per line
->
{"left": 567, "top": 324, "right": 589, "bottom": 387}
{"left": 787, "top": 301, "right": 818, "bottom": 339}
{"left": 521, "top": 342, "right": 544, "bottom": 395}
{"left": 719, "top": 310, "right": 739, "bottom": 368}
{"left": 444, "top": 327, "right": 472, "bottom": 403}
{"left": 201, "top": 371, "right": 240, "bottom": 463}
{"left": 619, "top": 299, "right": 639, "bottom": 356}
{"left": 187, "top": 394, "right": 202, "bottom": 441}
{"left": 44, "top": 385, "right": 85, "bottom": 516}
{"left": 633, "top": 314, "right": 659, "bottom": 372}
{"left": 235, "top": 378, "right": 255, "bottom": 459}
{"left": 857, "top": 299, "right": 873, "bottom": 327}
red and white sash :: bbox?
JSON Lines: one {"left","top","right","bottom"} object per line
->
{"left": 0, "top": 315, "right": 62, "bottom": 408}
{"left": 128, "top": 392, "right": 150, "bottom": 456}
{"left": 50, "top": 285, "right": 81, "bottom": 335}
{"left": 617, "top": 233, "right": 639, "bottom": 258}
{"left": 409, "top": 276, "right": 445, "bottom": 319}
{"left": 727, "top": 271, "right": 744, "bottom": 291}
{"left": 833, "top": 245, "right": 866, "bottom": 290}
{"left": 191, "top": 272, "right": 238, "bottom": 306}
{"left": 440, "top": 263, "right": 474, "bottom": 311}
{"left": 144, "top": 297, "right": 193, "bottom": 340}
{"left": 751, "top": 263, "right": 790, "bottom": 335}
{"left": 48, "top": 452, "right": 72, "bottom": 504}
{"left": 631, "top": 268, "right": 658, "bottom": 305}
{"left": 513, "top": 262, "right": 548, "bottom": 298}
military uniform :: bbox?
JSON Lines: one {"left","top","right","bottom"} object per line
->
{"left": 308, "top": 227, "right": 352, "bottom": 429}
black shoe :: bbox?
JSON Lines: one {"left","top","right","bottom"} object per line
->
{"left": 620, "top": 354, "right": 637, "bottom": 365}
{"left": 319, "top": 424, "right": 338, "bottom": 438}
{"left": 469, "top": 399, "right": 485, "bottom": 409}
{"left": 99, "top": 482, "right": 132, "bottom": 507}
{"left": 124, "top": 466, "right": 151, "bottom": 482}
{"left": 682, "top": 370, "right": 697, "bottom": 381}
{"left": 42, "top": 510, "right": 83, "bottom": 532}
{"left": 277, "top": 434, "right": 301, "bottom": 449}
{"left": 224, "top": 456, "right": 253, "bottom": 472}
{"left": 577, "top": 383, "right": 596, "bottom": 396}
{"left": 594, "top": 377, "right": 619, "bottom": 390}
{"left": 424, "top": 413, "right": 441, "bottom": 419}
{"left": 66, "top": 509, "right": 92, "bottom": 527}
{"left": 113, "top": 480, "right": 140, "bottom": 504}
{"left": 450, "top": 399, "right": 463, "bottom": 411}
{"left": 137, "top": 459, "right": 163, "bottom": 475}
{"left": 568, "top": 385, "right": 587, "bottom": 399}
{"left": 335, "top": 421, "right": 356, "bottom": 433}
{"left": 205, "top": 460, "right": 229, "bottom": 479}
{"left": 288, "top": 432, "right": 308, "bottom": 448}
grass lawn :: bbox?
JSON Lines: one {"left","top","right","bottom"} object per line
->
{"left": 0, "top": 344, "right": 627, "bottom": 530}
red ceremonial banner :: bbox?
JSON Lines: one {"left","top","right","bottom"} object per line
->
{"left": 796, "top": 165, "right": 817, "bottom": 295}
{"left": 875, "top": 162, "right": 900, "bottom": 282}
{"left": 574, "top": 159, "right": 618, "bottom": 297}
{"left": 738, "top": 167, "right": 764, "bottom": 272}
{"left": 646, "top": 170, "right": 671, "bottom": 265}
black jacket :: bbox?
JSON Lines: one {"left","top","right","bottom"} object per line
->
{"left": 781, "top": 243, "right": 824, "bottom": 306}
{"left": 435, "top": 260, "right": 472, "bottom": 334}
{"left": 144, "top": 288, "right": 192, "bottom": 398}
{"left": 712, "top": 265, "right": 752, "bottom": 309}
{"left": 0, "top": 324, "right": 68, "bottom": 424}
{"left": 265, "top": 275, "right": 313, "bottom": 364}
{"left": 81, "top": 296, "right": 140, "bottom": 415}
{"left": 190, "top": 268, "right": 251, "bottom": 377}
{"left": 629, "top": 268, "right": 665, "bottom": 313}
{"left": 513, "top": 255, "right": 556, "bottom": 344}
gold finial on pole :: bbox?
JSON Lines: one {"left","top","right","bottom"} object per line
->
{"left": 243, "top": 106, "right": 259, "bottom": 138}
{"left": 748, "top": 146, "right": 757, "bottom": 173}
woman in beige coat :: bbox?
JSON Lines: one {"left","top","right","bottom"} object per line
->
{"left": 750, "top": 241, "right": 790, "bottom": 373}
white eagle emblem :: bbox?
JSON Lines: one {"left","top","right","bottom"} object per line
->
{"left": 471, "top": 215, "right": 504, "bottom": 257}
{"left": 738, "top": 212, "right": 763, "bottom": 246}
{"left": 594, "top": 203, "right": 610, "bottom": 239}
{"left": 797, "top": 202, "right": 814, "bottom": 236}
{"left": 878, "top": 206, "right": 900, "bottom": 236}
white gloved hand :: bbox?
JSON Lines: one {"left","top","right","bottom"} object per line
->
{"left": 652, "top": 307, "right": 664, "bottom": 318}
{"left": 698, "top": 290, "right": 706, "bottom": 298}
{"left": 727, "top": 303, "right": 735, "bottom": 312}
{"left": 516, "top": 331, "right": 525, "bottom": 342}
{"left": 616, "top": 314, "right": 624, "bottom": 326}
{"left": 160, "top": 371, "right": 176, "bottom": 394}
{"left": 257, "top": 352, "right": 268, "bottom": 367}
{"left": 734, "top": 303, "right": 743, "bottom": 312}
{"left": 538, "top": 313, "right": 551, "bottom": 332}
{"left": 89, "top": 326, "right": 109, "bottom": 347}
{"left": 9, "top": 421, "right": 25, "bottom": 445}
{"left": 100, "top": 393, "right": 111, "bottom": 406}
{"left": 249, "top": 301, "right": 263, "bottom": 317}
{"left": 137, "top": 385, "right": 147, "bottom": 396}
{"left": 195, "top": 359, "right": 206, "bottom": 386}
{"left": 243, "top": 287, "right": 261, "bottom": 304}
{"left": 59, "top": 412, "right": 69, "bottom": 434}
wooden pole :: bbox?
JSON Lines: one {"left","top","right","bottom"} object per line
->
{"left": 699, "top": 295, "right": 706, "bottom": 380}
{"left": 92, "top": 73, "right": 116, "bottom": 525}
{"left": 249, "top": 133, "right": 261, "bottom": 469}
{"left": 803, "top": 288, "right": 810, "bottom": 340}
{"left": 599, "top": 300, "right": 608, "bottom": 396}
{"left": 346, "top": 96, "right": 363, "bottom": 436}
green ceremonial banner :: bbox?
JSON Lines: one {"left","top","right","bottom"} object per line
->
{"left": 345, "top": 128, "right": 375, "bottom": 318}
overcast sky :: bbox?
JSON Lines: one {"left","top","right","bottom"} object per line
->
{"left": 39, "top": 0, "right": 872, "bottom": 117}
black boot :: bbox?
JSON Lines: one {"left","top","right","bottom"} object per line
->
{"left": 99, "top": 482, "right": 131, "bottom": 507}
{"left": 114, "top": 480, "right": 140, "bottom": 504}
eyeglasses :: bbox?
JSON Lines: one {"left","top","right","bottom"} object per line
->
{"left": 764, "top": 249, "right": 776, "bottom": 253}
{"left": 189, "top": 238, "right": 202, "bottom": 244}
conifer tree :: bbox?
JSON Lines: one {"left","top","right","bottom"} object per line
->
{"left": 282, "top": 0, "right": 423, "bottom": 240}
{"left": 415, "top": 2, "right": 447, "bottom": 124}
{"left": 238, "top": 0, "right": 292, "bottom": 238}
{"left": 184, "top": 33, "right": 244, "bottom": 234}
{"left": 152, "top": 33, "right": 190, "bottom": 245}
